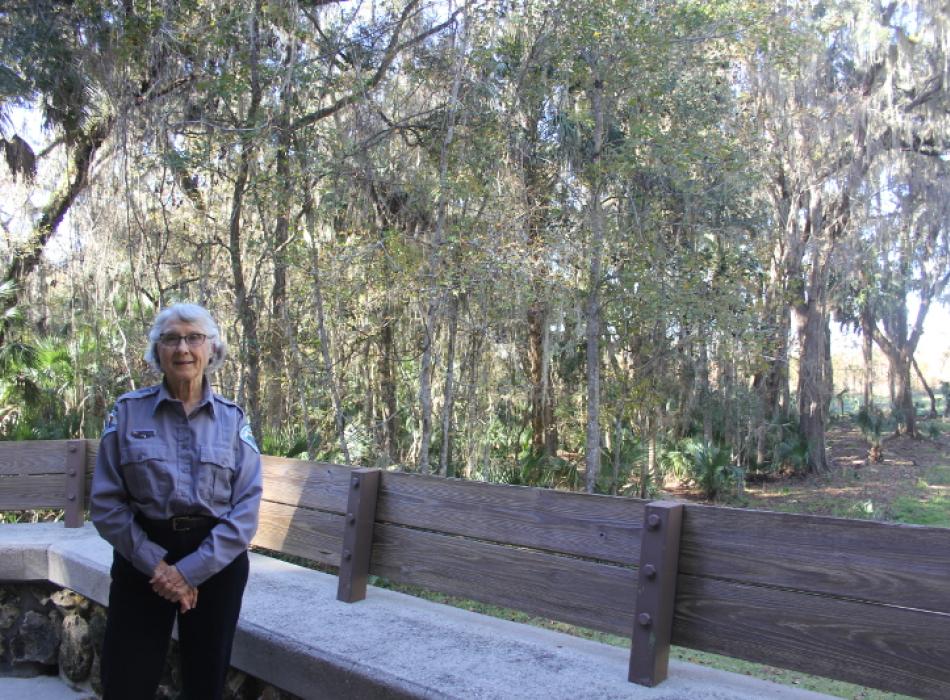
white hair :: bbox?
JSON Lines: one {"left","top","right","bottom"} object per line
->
{"left": 143, "top": 303, "right": 227, "bottom": 375}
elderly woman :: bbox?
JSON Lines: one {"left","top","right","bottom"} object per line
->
{"left": 91, "top": 303, "right": 262, "bottom": 700}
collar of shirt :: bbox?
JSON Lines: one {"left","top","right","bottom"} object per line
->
{"left": 152, "top": 378, "right": 216, "bottom": 419}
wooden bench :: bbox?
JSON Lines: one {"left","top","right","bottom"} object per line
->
{"left": 3, "top": 440, "right": 949, "bottom": 698}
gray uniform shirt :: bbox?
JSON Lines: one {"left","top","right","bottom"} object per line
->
{"left": 90, "top": 381, "right": 263, "bottom": 587}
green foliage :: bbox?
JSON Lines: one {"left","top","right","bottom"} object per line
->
{"left": 661, "top": 438, "right": 697, "bottom": 483}
{"left": 0, "top": 334, "right": 84, "bottom": 440}
{"left": 261, "top": 427, "right": 310, "bottom": 460}
{"left": 855, "top": 405, "right": 888, "bottom": 445}
{"left": 600, "top": 431, "right": 647, "bottom": 495}
{"left": 663, "top": 438, "right": 743, "bottom": 500}
{"left": 484, "top": 452, "right": 581, "bottom": 491}
{"left": 774, "top": 428, "right": 810, "bottom": 475}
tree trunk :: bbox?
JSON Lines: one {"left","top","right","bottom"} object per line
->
{"left": 417, "top": 300, "right": 438, "bottom": 473}
{"left": 439, "top": 292, "right": 460, "bottom": 476}
{"left": 310, "top": 244, "right": 352, "bottom": 463}
{"left": 880, "top": 344, "right": 917, "bottom": 436}
{"left": 462, "top": 323, "right": 484, "bottom": 479}
{"left": 697, "top": 339, "right": 712, "bottom": 445}
{"left": 894, "top": 355, "right": 917, "bottom": 437}
{"left": 611, "top": 414, "right": 622, "bottom": 496}
{"left": 527, "top": 301, "right": 548, "bottom": 455}
{"left": 912, "top": 356, "right": 937, "bottom": 419}
{"left": 418, "top": 17, "right": 464, "bottom": 474}
{"left": 794, "top": 299, "right": 830, "bottom": 473}
{"left": 266, "top": 45, "right": 296, "bottom": 434}
{"left": 541, "top": 315, "right": 557, "bottom": 456}
{"left": 674, "top": 329, "right": 696, "bottom": 439}
{"left": 378, "top": 307, "right": 400, "bottom": 465}
{"left": 860, "top": 305, "right": 875, "bottom": 410}
{"left": 640, "top": 414, "right": 656, "bottom": 500}
{"left": 868, "top": 272, "right": 946, "bottom": 437}
{"left": 583, "top": 67, "right": 605, "bottom": 495}
{"left": 228, "top": 2, "right": 264, "bottom": 442}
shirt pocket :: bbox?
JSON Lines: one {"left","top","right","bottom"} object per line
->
{"left": 119, "top": 442, "right": 172, "bottom": 503}
{"left": 199, "top": 445, "right": 236, "bottom": 505}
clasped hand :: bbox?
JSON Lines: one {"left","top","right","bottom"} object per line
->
{"left": 150, "top": 561, "right": 199, "bottom": 613}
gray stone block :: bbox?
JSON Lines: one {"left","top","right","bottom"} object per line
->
{"left": 17, "top": 610, "right": 60, "bottom": 666}
{"left": 59, "top": 613, "right": 93, "bottom": 682}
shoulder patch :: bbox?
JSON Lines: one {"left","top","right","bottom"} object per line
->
{"left": 102, "top": 408, "right": 118, "bottom": 437}
{"left": 239, "top": 423, "right": 260, "bottom": 454}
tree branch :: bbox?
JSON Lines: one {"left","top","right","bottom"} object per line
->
{"left": 291, "top": 0, "right": 465, "bottom": 131}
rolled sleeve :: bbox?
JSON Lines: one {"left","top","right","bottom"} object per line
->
{"left": 175, "top": 426, "right": 262, "bottom": 587}
{"left": 90, "top": 427, "right": 168, "bottom": 576}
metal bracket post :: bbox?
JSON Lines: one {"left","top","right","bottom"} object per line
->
{"left": 629, "top": 500, "right": 684, "bottom": 686}
{"left": 64, "top": 440, "right": 87, "bottom": 528}
{"left": 337, "top": 468, "right": 381, "bottom": 603}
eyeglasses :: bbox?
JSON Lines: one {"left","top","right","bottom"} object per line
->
{"left": 158, "top": 333, "right": 208, "bottom": 348}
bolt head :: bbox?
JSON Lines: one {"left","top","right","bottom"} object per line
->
{"left": 646, "top": 513, "right": 661, "bottom": 530}
{"left": 643, "top": 564, "right": 657, "bottom": 580}
{"left": 342, "top": 549, "right": 352, "bottom": 561}
{"left": 352, "top": 478, "right": 360, "bottom": 489}
{"left": 347, "top": 513, "right": 356, "bottom": 525}
{"left": 67, "top": 494, "right": 76, "bottom": 501}
{"left": 638, "top": 612, "right": 652, "bottom": 627}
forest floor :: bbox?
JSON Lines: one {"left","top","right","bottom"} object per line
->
{"left": 671, "top": 416, "right": 950, "bottom": 528}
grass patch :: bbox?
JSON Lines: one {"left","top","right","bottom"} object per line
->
{"left": 889, "top": 492, "right": 950, "bottom": 527}
{"left": 924, "top": 465, "right": 950, "bottom": 485}
{"left": 669, "top": 648, "right": 913, "bottom": 699}
{"left": 762, "top": 497, "right": 878, "bottom": 520}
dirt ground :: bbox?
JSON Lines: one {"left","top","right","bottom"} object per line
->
{"left": 676, "top": 418, "right": 950, "bottom": 527}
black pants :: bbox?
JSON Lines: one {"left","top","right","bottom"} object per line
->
{"left": 100, "top": 522, "right": 249, "bottom": 700}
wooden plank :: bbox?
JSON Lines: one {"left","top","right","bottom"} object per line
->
{"left": 0, "top": 441, "right": 70, "bottom": 476}
{"left": 376, "top": 471, "right": 647, "bottom": 565}
{"left": 260, "top": 457, "right": 352, "bottom": 512}
{"left": 672, "top": 574, "right": 950, "bottom": 700}
{"left": 338, "top": 469, "right": 381, "bottom": 603}
{"left": 630, "top": 502, "right": 683, "bottom": 687}
{"left": 680, "top": 504, "right": 950, "bottom": 614}
{"left": 369, "top": 522, "right": 637, "bottom": 636}
{"left": 251, "top": 500, "right": 344, "bottom": 568}
{"left": 0, "top": 474, "right": 67, "bottom": 509}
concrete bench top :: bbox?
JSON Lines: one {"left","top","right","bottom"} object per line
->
{"left": 0, "top": 523, "right": 834, "bottom": 700}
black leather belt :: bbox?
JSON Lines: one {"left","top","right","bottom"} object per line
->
{"left": 139, "top": 515, "right": 218, "bottom": 533}
{"left": 170, "top": 515, "right": 218, "bottom": 532}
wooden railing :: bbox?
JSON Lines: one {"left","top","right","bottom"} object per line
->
{"left": 2, "top": 439, "right": 949, "bottom": 699}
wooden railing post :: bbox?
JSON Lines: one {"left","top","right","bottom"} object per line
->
{"left": 629, "top": 500, "right": 684, "bottom": 686}
{"left": 64, "top": 439, "right": 87, "bottom": 528}
{"left": 337, "top": 468, "right": 381, "bottom": 603}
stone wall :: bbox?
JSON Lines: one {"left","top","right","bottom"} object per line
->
{"left": 0, "top": 583, "right": 299, "bottom": 699}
